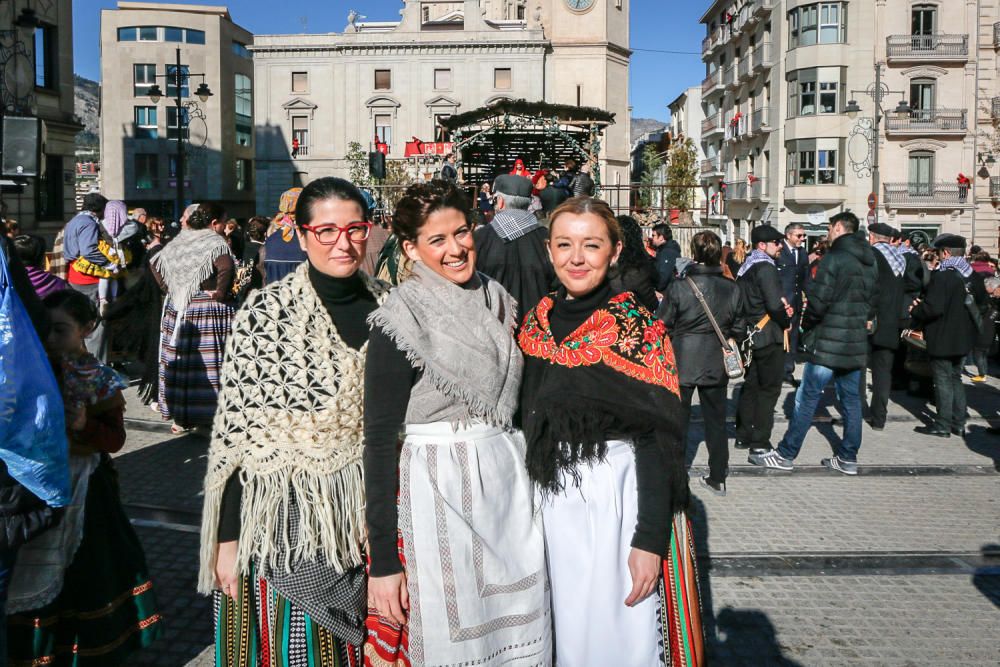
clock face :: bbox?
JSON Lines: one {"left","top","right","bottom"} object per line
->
{"left": 566, "top": 0, "right": 596, "bottom": 12}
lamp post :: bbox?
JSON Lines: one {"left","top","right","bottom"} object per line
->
{"left": 145, "top": 47, "right": 212, "bottom": 219}
{"left": 845, "top": 63, "right": 910, "bottom": 212}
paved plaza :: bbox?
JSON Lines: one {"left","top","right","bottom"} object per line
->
{"left": 115, "top": 375, "right": 999, "bottom": 666}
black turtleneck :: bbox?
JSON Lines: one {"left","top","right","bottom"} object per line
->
{"left": 550, "top": 280, "right": 612, "bottom": 344}
{"left": 216, "top": 264, "right": 378, "bottom": 543}
{"left": 307, "top": 263, "right": 378, "bottom": 350}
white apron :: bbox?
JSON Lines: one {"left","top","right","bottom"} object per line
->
{"left": 542, "top": 440, "right": 662, "bottom": 667}
{"left": 399, "top": 422, "right": 552, "bottom": 666}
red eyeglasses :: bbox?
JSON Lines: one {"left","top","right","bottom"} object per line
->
{"left": 300, "top": 221, "right": 373, "bottom": 245}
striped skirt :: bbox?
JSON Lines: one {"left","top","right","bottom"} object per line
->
{"left": 214, "top": 573, "right": 362, "bottom": 667}
{"left": 158, "top": 293, "right": 234, "bottom": 428}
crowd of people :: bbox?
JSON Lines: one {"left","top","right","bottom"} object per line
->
{"left": 0, "top": 161, "right": 995, "bottom": 665}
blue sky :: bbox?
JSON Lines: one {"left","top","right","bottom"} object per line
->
{"left": 73, "top": 0, "right": 704, "bottom": 121}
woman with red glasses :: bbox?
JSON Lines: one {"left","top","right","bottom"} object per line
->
{"left": 363, "top": 180, "right": 550, "bottom": 666}
{"left": 199, "top": 177, "right": 390, "bottom": 666}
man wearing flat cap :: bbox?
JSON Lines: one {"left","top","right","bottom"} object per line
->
{"left": 863, "top": 222, "right": 906, "bottom": 430}
{"left": 910, "top": 233, "right": 987, "bottom": 437}
{"left": 734, "top": 224, "right": 793, "bottom": 454}
{"left": 474, "top": 174, "right": 554, "bottom": 315}
{"left": 751, "top": 212, "right": 877, "bottom": 475}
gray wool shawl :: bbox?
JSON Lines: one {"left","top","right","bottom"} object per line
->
{"left": 368, "top": 261, "right": 522, "bottom": 428}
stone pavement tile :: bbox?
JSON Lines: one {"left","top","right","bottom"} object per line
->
{"left": 705, "top": 574, "right": 999, "bottom": 666}
{"left": 113, "top": 431, "right": 209, "bottom": 515}
{"left": 126, "top": 526, "right": 212, "bottom": 666}
{"left": 689, "top": 476, "right": 999, "bottom": 555}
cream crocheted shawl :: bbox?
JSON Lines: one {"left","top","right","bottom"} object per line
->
{"left": 197, "top": 263, "right": 390, "bottom": 594}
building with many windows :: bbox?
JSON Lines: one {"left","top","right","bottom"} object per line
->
{"left": 1, "top": 0, "right": 82, "bottom": 235}
{"left": 100, "top": 2, "right": 254, "bottom": 219}
{"left": 699, "top": 0, "right": 993, "bottom": 250}
{"left": 251, "top": 0, "right": 631, "bottom": 213}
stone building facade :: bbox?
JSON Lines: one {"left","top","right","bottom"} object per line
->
{"left": 1, "top": 0, "right": 81, "bottom": 235}
{"left": 699, "top": 0, "right": 995, "bottom": 251}
{"left": 100, "top": 2, "right": 255, "bottom": 219}
{"left": 252, "top": 0, "right": 631, "bottom": 214}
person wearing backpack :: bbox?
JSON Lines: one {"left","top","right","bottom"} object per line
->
{"left": 911, "top": 234, "right": 986, "bottom": 438}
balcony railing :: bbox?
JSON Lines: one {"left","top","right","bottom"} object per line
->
{"left": 701, "top": 113, "right": 723, "bottom": 135}
{"left": 749, "top": 107, "right": 772, "bottom": 133}
{"left": 700, "top": 156, "right": 723, "bottom": 176}
{"left": 885, "top": 109, "right": 967, "bottom": 133}
{"left": 991, "top": 177, "right": 1000, "bottom": 199}
{"left": 292, "top": 144, "right": 310, "bottom": 157}
{"left": 737, "top": 57, "right": 750, "bottom": 80}
{"left": 749, "top": 177, "right": 768, "bottom": 200}
{"left": 702, "top": 28, "right": 723, "bottom": 54}
{"left": 886, "top": 34, "right": 969, "bottom": 60}
{"left": 992, "top": 97, "right": 1000, "bottom": 121}
{"left": 702, "top": 70, "right": 721, "bottom": 95}
{"left": 722, "top": 65, "right": 736, "bottom": 88}
{"left": 883, "top": 182, "right": 971, "bottom": 207}
{"left": 723, "top": 181, "right": 747, "bottom": 201}
{"left": 752, "top": 42, "right": 774, "bottom": 71}
{"left": 725, "top": 114, "right": 749, "bottom": 142}
{"left": 994, "top": 22, "right": 1000, "bottom": 48}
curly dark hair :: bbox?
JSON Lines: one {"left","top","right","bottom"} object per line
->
{"left": 188, "top": 202, "right": 227, "bottom": 230}
{"left": 391, "top": 180, "right": 471, "bottom": 242}
{"left": 614, "top": 215, "right": 650, "bottom": 270}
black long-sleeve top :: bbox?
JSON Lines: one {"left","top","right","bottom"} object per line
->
{"left": 525, "top": 281, "right": 673, "bottom": 557}
{"left": 216, "top": 265, "right": 378, "bottom": 542}
{"left": 362, "top": 326, "right": 417, "bottom": 577}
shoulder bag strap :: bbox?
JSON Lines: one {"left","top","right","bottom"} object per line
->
{"left": 686, "top": 277, "right": 730, "bottom": 349}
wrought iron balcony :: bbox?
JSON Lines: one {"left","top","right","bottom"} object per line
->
{"left": 991, "top": 177, "right": 1000, "bottom": 199}
{"left": 702, "top": 70, "right": 721, "bottom": 96}
{"left": 752, "top": 42, "right": 774, "bottom": 71}
{"left": 701, "top": 113, "right": 724, "bottom": 136}
{"left": 884, "top": 109, "right": 967, "bottom": 134}
{"left": 883, "top": 182, "right": 971, "bottom": 208}
{"left": 886, "top": 34, "right": 968, "bottom": 61}
{"left": 292, "top": 144, "right": 310, "bottom": 157}
{"left": 700, "top": 156, "right": 723, "bottom": 176}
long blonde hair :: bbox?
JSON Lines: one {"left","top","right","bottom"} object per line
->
{"left": 733, "top": 238, "right": 748, "bottom": 263}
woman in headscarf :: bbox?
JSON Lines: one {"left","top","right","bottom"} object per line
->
{"left": 518, "top": 197, "right": 704, "bottom": 666}
{"left": 150, "top": 202, "right": 234, "bottom": 434}
{"left": 200, "top": 177, "right": 389, "bottom": 665}
{"left": 364, "top": 180, "right": 550, "bottom": 666}
{"left": 260, "top": 187, "right": 307, "bottom": 284}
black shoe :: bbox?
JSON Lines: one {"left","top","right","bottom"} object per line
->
{"left": 951, "top": 426, "right": 967, "bottom": 438}
{"left": 914, "top": 425, "right": 950, "bottom": 438}
{"left": 784, "top": 375, "right": 801, "bottom": 388}
{"left": 866, "top": 419, "right": 885, "bottom": 431}
{"left": 734, "top": 440, "right": 751, "bottom": 450}
{"left": 986, "top": 426, "right": 1000, "bottom": 435}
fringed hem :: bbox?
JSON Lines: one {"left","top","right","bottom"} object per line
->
{"left": 198, "top": 461, "right": 366, "bottom": 595}
{"left": 366, "top": 310, "right": 515, "bottom": 430}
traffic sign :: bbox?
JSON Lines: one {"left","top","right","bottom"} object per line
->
{"left": 866, "top": 210, "right": 877, "bottom": 226}
{"left": 867, "top": 192, "right": 878, "bottom": 209}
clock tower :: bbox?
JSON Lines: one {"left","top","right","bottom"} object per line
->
{"left": 535, "top": 0, "right": 631, "bottom": 185}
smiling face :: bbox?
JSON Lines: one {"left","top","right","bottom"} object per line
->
{"left": 548, "top": 212, "right": 622, "bottom": 299}
{"left": 401, "top": 207, "right": 476, "bottom": 285}
{"left": 297, "top": 197, "right": 368, "bottom": 278}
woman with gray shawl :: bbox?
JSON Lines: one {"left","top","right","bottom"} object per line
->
{"left": 364, "top": 180, "right": 551, "bottom": 666}
{"left": 150, "top": 202, "right": 234, "bottom": 434}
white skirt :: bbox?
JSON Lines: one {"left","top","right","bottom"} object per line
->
{"left": 400, "top": 422, "right": 552, "bottom": 666}
{"left": 541, "top": 440, "right": 662, "bottom": 667}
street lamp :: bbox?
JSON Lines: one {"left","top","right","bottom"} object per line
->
{"left": 846, "top": 63, "right": 908, "bottom": 214}
{"left": 143, "top": 47, "right": 213, "bottom": 219}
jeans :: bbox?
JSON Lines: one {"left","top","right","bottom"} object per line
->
{"left": 931, "top": 357, "right": 967, "bottom": 431}
{"left": 69, "top": 282, "right": 108, "bottom": 363}
{"left": 735, "top": 343, "right": 785, "bottom": 449}
{"left": 0, "top": 546, "right": 19, "bottom": 667}
{"left": 866, "top": 346, "right": 895, "bottom": 428}
{"left": 777, "top": 362, "right": 863, "bottom": 462}
{"left": 971, "top": 348, "right": 989, "bottom": 378}
{"left": 680, "top": 384, "right": 729, "bottom": 483}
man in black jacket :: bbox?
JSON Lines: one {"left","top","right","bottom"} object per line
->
{"left": 751, "top": 212, "right": 877, "bottom": 475}
{"left": 865, "top": 223, "right": 906, "bottom": 430}
{"left": 892, "top": 229, "right": 925, "bottom": 388}
{"left": 777, "top": 223, "right": 810, "bottom": 386}
{"left": 911, "top": 234, "right": 983, "bottom": 437}
{"left": 651, "top": 223, "right": 682, "bottom": 292}
{"left": 734, "top": 224, "right": 792, "bottom": 452}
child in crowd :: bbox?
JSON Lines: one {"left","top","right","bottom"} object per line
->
{"left": 6, "top": 290, "right": 162, "bottom": 666}
{"left": 95, "top": 200, "right": 131, "bottom": 313}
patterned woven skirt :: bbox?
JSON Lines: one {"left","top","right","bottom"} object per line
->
{"left": 214, "top": 572, "right": 361, "bottom": 667}
{"left": 6, "top": 457, "right": 163, "bottom": 666}
{"left": 158, "top": 292, "right": 234, "bottom": 428}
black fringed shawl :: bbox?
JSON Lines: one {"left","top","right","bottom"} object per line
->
{"left": 518, "top": 288, "right": 690, "bottom": 525}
